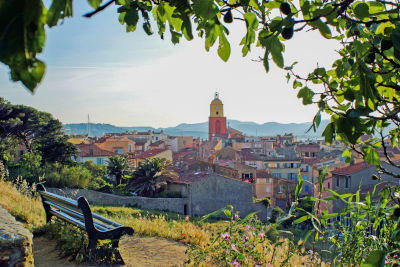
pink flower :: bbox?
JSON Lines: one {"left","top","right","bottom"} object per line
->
{"left": 234, "top": 214, "right": 239, "bottom": 219}
{"left": 259, "top": 232, "right": 265, "bottom": 239}
{"left": 244, "top": 234, "right": 249, "bottom": 240}
{"left": 246, "top": 225, "right": 250, "bottom": 231}
{"left": 221, "top": 232, "right": 230, "bottom": 239}
{"left": 232, "top": 259, "right": 240, "bottom": 267}
{"left": 231, "top": 244, "right": 237, "bottom": 251}
{"left": 309, "top": 250, "right": 314, "bottom": 256}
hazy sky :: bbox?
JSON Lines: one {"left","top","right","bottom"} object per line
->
{"left": 0, "top": 2, "right": 340, "bottom": 128}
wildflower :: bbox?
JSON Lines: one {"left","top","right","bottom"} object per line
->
{"left": 185, "top": 216, "right": 189, "bottom": 222}
{"left": 225, "top": 249, "right": 229, "bottom": 254}
{"left": 244, "top": 234, "right": 249, "bottom": 240}
{"left": 232, "top": 259, "right": 240, "bottom": 267}
{"left": 235, "top": 214, "right": 239, "bottom": 219}
{"left": 309, "top": 250, "right": 314, "bottom": 256}
{"left": 246, "top": 225, "right": 250, "bottom": 231}
{"left": 221, "top": 232, "right": 230, "bottom": 239}
{"left": 182, "top": 233, "right": 186, "bottom": 237}
{"left": 231, "top": 244, "right": 237, "bottom": 251}
{"left": 259, "top": 232, "right": 265, "bottom": 239}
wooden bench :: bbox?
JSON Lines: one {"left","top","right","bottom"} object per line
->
{"left": 36, "top": 183, "right": 134, "bottom": 262}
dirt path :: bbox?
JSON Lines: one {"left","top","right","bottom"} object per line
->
{"left": 33, "top": 235, "right": 187, "bottom": 267}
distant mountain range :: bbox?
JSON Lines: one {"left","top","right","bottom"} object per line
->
{"left": 63, "top": 120, "right": 330, "bottom": 140}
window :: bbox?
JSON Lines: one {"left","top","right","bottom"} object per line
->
{"left": 277, "top": 185, "right": 282, "bottom": 193}
{"left": 18, "top": 150, "right": 24, "bottom": 157}
{"left": 327, "top": 182, "right": 330, "bottom": 189}
{"left": 96, "top": 158, "right": 104, "bottom": 165}
{"left": 336, "top": 177, "right": 340, "bottom": 187}
{"left": 305, "top": 185, "right": 309, "bottom": 191}
{"left": 284, "top": 163, "right": 290, "bottom": 168}
{"left": 305, "top": 165, "right": 309, "bottom": 171}
{"left": 89, "top": 149, "right": 93, "bottom": 156}
{"left": 265, "top": 163, "right": 269, "bottom": 168}
{"left": 128, "top": 144, "right": 133, "bottom": 152}
{"left": 250, "top": 173, "right": 253, "bottom": 179}
{"left": 266, "top": 186, "right": 271, "bottom": 193}
{"left": 114, "top": 148, "right": 123, "bottom": 154}
{"left": 305, "top": 152, "right": 309, "bottom": 157}
{"left": 304, "top": 175, "right": 308, "bottom": 181}
{"left": 272, "top": 173, "right": 281, "bottom": 178}
{"left": 277, "top": 163, "right": 281, "bottom": 168}
{"left": 266, "top": 178, "right": 271, "bottom": 183}
{"left": 345, "top": 177, "right": 350, "bottom": 188}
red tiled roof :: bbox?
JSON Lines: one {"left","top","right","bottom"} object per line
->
{"left": 295, "top": 144, "right": 320, "bottom": 153}
{"left": 303, "top": 158, "right": 319, "bottom": 165}
{"left": 256, "top": 170, "right": 272, "bottom": 178}
{"left": 177, "top": 171, "right": 213, "bottom": 184}
{"left": 332, "top": 162, "right": 374, "bottom": 175}
{"left": 136, "top": 149, "right": 168, "bottom": 159}
{"left": 240, "top": 149, "right": 260, "bottom": 161}
{"left": 150, "top": 140, "right": 165, "bottom": 146}
{"left": 77, "top": 144, "right": 114, "bottom": 157}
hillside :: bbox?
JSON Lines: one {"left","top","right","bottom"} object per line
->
{"left": 64, "top": 120, "right": 329, "bottom": 139}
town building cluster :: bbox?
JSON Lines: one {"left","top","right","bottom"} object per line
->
{"left": 67, "top": 93, "right": 400, "bottom": 214}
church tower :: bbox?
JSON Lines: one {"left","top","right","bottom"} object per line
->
{"left": 209, "top": 92, "right": 227, "bottom": 140}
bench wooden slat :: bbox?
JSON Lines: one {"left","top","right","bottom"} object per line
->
{"left": 49, "top": 210, "right": 86, "bottom": 230}
{"left": 47, "top": 201, "right": 114, "bottom": 232}
{"left": 39, "top": 191, "right": 79, "bottom": 208}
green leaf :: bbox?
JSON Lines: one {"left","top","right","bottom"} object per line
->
{"left": 47, "top": 0, "right": 73, "bottom": 27}
{"left": 294, "top": 215, "right": 310, "bottom": 224}
{"left": 364, "top": 146, "right": 380, "bottom": 166}
{"left": 361, "top": 250, "right": 386, "bottom": 267}
{"left": 293, "top": 80, "right": 302, "bottom": 89}
{"left": 297, "top": 87, "right": 314, "bottom": 105}
{"left": 143, "top": 22, "right": 154, "bottom": 35}
{"left": 87, "top": 0, "right": 102, "bottom": 9}
{"left": 217, "top": 25, "right": 231, "bottom": 62}
{"left": 124, "top": 8, "right": 139, "bottom": 29}
{"left": 353, "top": 2, "right": 369, "bottom": 20}
{"left": 309, "top": 19, "right": 331, "bottom": 39}
{"left": 193, "top": 0, "right": 219, "bottom": 20}
{"left": 238, "top": 211, "right": 259, "bottom": 224}
{"left": 295, "top": 175, "right": 304, "bottom": 199}
{"left": 263, "top": 49, "right": 270, "bottom": 72}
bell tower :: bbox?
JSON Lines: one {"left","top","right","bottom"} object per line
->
{"left": 209, "top": 92, "right": 227, "bottom": 140}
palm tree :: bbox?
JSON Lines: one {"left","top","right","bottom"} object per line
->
{"left": 127, "top": 158, "right": 178, "bottom": 197}
{"left": 107, "top": 155, "right": 128, "bottom": 185}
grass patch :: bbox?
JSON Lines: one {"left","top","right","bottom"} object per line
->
{"left": 0, "top": 179, "right": 45, "bottom": 229}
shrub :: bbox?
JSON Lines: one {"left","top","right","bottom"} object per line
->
{"left": 44, "top": 165, "right": 91, "bottom": 188}
{"left": 270, "top": 207, "right": 284, "bottom": 223}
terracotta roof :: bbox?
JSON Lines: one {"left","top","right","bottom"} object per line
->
{"left": 177, "top": 171, "right": 213, "bottom": 184}
{"left": 296, "top": 144, "right": 320, "bottom": 153}
{"left": 150, "top": 140, "right": 165, "bottom": 146}
{"left": 77, "top": 144, "right": 114, "bottom": 157}
{"left": 332, "top": 162, "right": 374, "bottom": 175}
{"left": 256, "top": 170, "right": 273, "bottom": 178}
{"left": 136, "top": 149, "right": 169, "bottom": 159}
{"left": 302, "top": 158, "right": 319, "bottom": 165}
{"left": 240, "top": 149, "right": 260, "bottom": 161}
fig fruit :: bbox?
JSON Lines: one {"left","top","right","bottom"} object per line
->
{"left": 381, "top": 39, "right": 393, "bottom": 51}
{"left": 280, "top": 3, "right": 291, "bottom": 15}
{"left": 281, "top": 27, "right": 294, "bottom": 40}
{"left": 224, "top": 9, "right": 233, "bottom": 23}
{"left": 365, "top": 52, "right": 375, "bottom": 64}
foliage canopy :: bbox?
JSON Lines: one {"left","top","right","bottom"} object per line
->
{"left": 1, "top": 0, "right": 400, "bottom": 173}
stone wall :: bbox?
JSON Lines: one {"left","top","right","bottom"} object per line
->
{"left": 189, "top": 175, "right": 253, "bottom": 217}
{"left": 47, "top": 188, "right": 188, "bottom": 215}
{"left": 0, "top": 207, "right": 33, "bottom": 266}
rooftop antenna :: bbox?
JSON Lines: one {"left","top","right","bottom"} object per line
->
{"left": 87, "top": 114, "right": 90, "bottom": 137}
